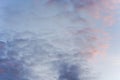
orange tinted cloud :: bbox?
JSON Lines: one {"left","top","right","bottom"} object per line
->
{"left": 71, "top": 27, "right": 109, "bottom": 58}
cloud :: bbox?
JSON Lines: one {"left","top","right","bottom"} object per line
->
{"left": 0, "top": 0, "right": 118, "bottom": 80}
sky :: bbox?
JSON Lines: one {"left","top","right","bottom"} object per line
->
{"left": 0, "top": 0, "right": 120, "bottom": 80}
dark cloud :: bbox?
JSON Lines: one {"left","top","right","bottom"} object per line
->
{"left": 58, "top": 63, "right": 80, "bottom": 80}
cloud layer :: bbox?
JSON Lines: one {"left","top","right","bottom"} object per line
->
{"left": 0, "top": 0, "right": 118, "bottom": 80}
